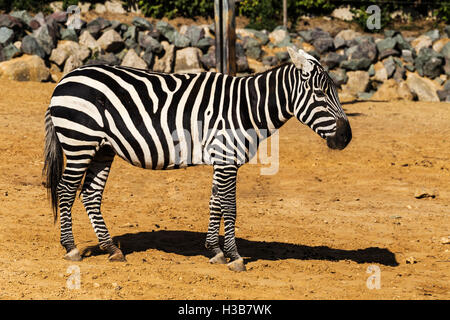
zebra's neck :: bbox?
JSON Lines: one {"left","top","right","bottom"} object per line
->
{"left": 239, "top": 63, "right": 295, "bottom": 138}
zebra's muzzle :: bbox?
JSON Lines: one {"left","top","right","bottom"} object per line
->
{"left": 326, "top": 118, "right": 352, "bottom": 150}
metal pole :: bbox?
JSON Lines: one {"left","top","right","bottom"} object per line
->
{"left": 283, "top": 0, "right": 287, "bottom": 29}
{"left": 214, "top": 0, "right": 236, "bottom": 76}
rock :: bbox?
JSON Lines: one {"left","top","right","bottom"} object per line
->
{"left": 49, "top": 1, "right": 63, "bottom": 12}
{"left": 335, "top": 29, "right": 362, "bottom": 42}
{"left": 432, "top": 38, "right": 450, "bottom": 53}
{"left": 62, "top": 54, "right": 82, "bottom": 75}
{"left": 200, "top": 50, "right": 216, "bottom": 70}
{"left": 86, "top": 52, "right": 120, "bottom": 66}
{"left": 28, "top": 12, "right": 45, "bottom": 30}
{"left": 379, "top": 48, "right": 400, "bottom": 60}
{"left": 350, "top": 40, "right": 377, "bottom": 62}
{"left": 373, "top": 61, "right": 388, "bottom": 81}
{"left": 415, "top": 48, "right": 443, "bottom": 78}
{"left": 132, "top": 17, "right": 153, "bottom": 31}
{"left": 97, "top": 29, "right": 124, "bottom": 53}
{"left": 156, "top": 21, "right": 177, "bottom": 43}
{"left": 49, "top": 11, "right": 67, "bottom": 23}
{"left": 383, "top": 57, "right": 396, "bottom": 78}
{"left": 86, "top": 17, "right": 111, "bottom": 39}
{"left": 195, "top": 37, "right": 214, "bottom": 52}
{"left": 405, "top": 256, "right": 417, "bottom": 264}
{"left": 182, "top": 25, "right": 205, "bottom": 47}
{"left": 9, "top": 11, "right": 32, "bottom": 26}
{"left": 321, "top": 52, "right": 346, "bottom": 69}
{"left": 2, "top": 44, "right": 20, "bottom": 60}
{"left": 440, "top": 236, "right": 450, "bottom": 244}
{"left": 313, "top": 37, "right": 334, "bottom": 54}
{"left": 340, "top": 58, "right": 371, "bottom": 71}
{"left": 105, "top": 0, "right": 126, "bottom": 14}
{"left": 402, "top": 49, "right": 415, "bottom": 63}
{"left": 94, "top": 3, "right": 107, "bottom": 14}
{"left": 124, "top": 25, "right": 137, "bottom": 41}
{"left": 331, "top": 6, "right": 354, "bottom": 21}
{"left": 235, "top": 43, "right": 248, "bottom": 72}
{"left": 138, "top": 32, "right": 163, "bottom": 54}
{"left": 153, "top": 41, "right": 174, "bottom": 73}
{"left": 0, "top": 27, "right": 14, "bottom": 46}
{"left": 298, "top": 30, "right": 313, "bottom": 43}
{"left": 424, "top": 29, "right": 440, "bottom": 42}
{"left": 262, "top": 55, "right": 278, "bottom": 67}
{"left": 142, "top": 48, "right": 153, "bottom": 67}
{"left": 275, "top": 51, "right": 289, "bottom": 62}
{"left": 341, "top": 70, "right": 369, "bottom": 96}
{"left": 79, "top": 30, "right": 101, "bottom": 53}
{"left": 33, "top": 23, "right": 57, "bottom": 56}
{"left": 411, "top": 35, "right": 432, "bottom": 52}
{"left": 437, "top": 87, "right": 450, "bottom": 101}
{"left": 406, "top": 72, "right": 440, "bottom": 101}
{"left": 242, "top": 36, "right": 261, "bottom": 60}
{"left": 393, "top": 34, "right": 412, "bottom": 51}
{"left": 121, "top": 49, "right": 147, "bottom": 69}
{"left": 384, "top": 30, "right": 399, "bottom": 38}
{"left": 442, "top": 43, "right": 450, "bottom": 59}
{"left": 49, "top": 40, "right": 90, "bottom": 67}
{"left": 310, "top": 28, "right": 330, "bottom": 40}
{"left": 269, "top": 29, "right": 289, "bottom": 45}
{"left": 174, "top": 47, "right": 204, "bottom": 73}
{"left": 0, "top": 54, "right": 50, "bottom": 81}
{"left": 237, "top": 28, "right": 269, "bottom": 46}
{"left": 376, "top": 37, "right": 397, "bottom": 53}
{"left": 371, "top": 79, "right": 413, "bottom": 100}
{"left": 333, "top": 36, "right": 346, "bottom": 50}
{"left": 60, "top": 26, "right": 77, "bottom": 41}
{"left": 173, "top": 32, "right": 191, "bottom": 48}
{"left": 328, "top": 69, "right": 348, "bottom": 87}
{"left": 0, "top": 14, "right": 23, "bottom": 30}
{"left": 21, "top": 35, "right": 45, "bottom": 58}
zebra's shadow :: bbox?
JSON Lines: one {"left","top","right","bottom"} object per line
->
{"left": 82, "top": 230, "right": 398, "bottom": 266}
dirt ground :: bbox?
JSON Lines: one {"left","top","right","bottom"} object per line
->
{"left": 0, "top": 78, "right": 448, "bottom": 300}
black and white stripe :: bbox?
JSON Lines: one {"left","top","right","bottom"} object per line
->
{"left": 44, "top": 49, "right": 351, "bottom": 269}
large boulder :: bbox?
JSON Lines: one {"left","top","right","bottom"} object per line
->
{"left": 174, "top": 47, "right": 204, "bottom": 73}
{"left": 97, "top": 29, "right": 124, "bottom": 53}
{"left": 405, "top": 72, "right": 440, "bottom": 101}
{"left": 414, "top": 47, "right": 443, "bottom": 78}
{"left": 371, "top": 79, "right": 413, "bottom": 100}
{"left": 0, "top": 54, "right": 50, "bottom": 81}
{"left": 20, "top": 35, "right": 46, "bottom": 58}
{"left": 121, "top": 48, "right": 147, "bottom": 69}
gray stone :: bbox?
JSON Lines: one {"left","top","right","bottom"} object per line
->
{"left": 383, "top": 57, "right": 396, "bottom": 78}
{"left": 0, "top": 14, "right": 23, "bottom": 30}
{"left": 183, "top": 25, "right": 204, "bottom": 47}
{"left": 402, "top": 49, "right": 415, "bottom": 63}
{"left": 350, "top": 39, "right": 377, "bottom": 62}
{"left": 28, "top": 12, "right": 45, "bottom": 30}
{"left": 153, "top": 41, "right": 175, "bottom": 73}
{"left": 384, "top": 30, "right": 399, "bottom": 38}
{"left": 9, "top": 11, "right": 32, "bottom": 26}
{"left": 378, "top": 48, "right": 400, "bottom": 60}
{"left": 313, "top": 37, "right": 334, "bottom": 54}
{"left": 393, "top": 65, "right": 406, "bottom": 81}
{"left": 394, "top": 34, "right": 412, "bottom": 51}
{"left": 2, "top": 43, "right": 20, "bottom": 60}
{"left": 195, "top": 37, "right": 214, "bottom": 52}
{"left": 328, "top": 68, "right": 348, "bottom": 87}
{"left": 425, "top": 29, "right": 440, "bottom": 42}
{"left": 235, "top": 43, "right": 248, "bottom": 72}
{"left": 298, "top": 30, "right": 312, "bottom": 43}
{"left": 404, "top": 64, "right": 415, "bottom": 72}
{"left": 441, "top": 42, "right": 450, "bottom": 59}
{"left": 79, "top": 30, "right": 101, "bottom": 53}
{"left": 321, "top": 52, "right": 346, "bottom": 69}
{"left": 262, "top": 55, "right": 278, "bottom": 67}
{"left": 60, "top": 28, "right": 78, "bottom": 42}
{"left": 333, "top": 36, "right": 346, "bottom": 49}
{"left": 21, "top": 35, "right": 45, "bottom": 58}
{"left": 0, "top": 27, "right": 14, "bottom": 46}
{"left": 340, "top": 58, "right": 372, "bottom": 71}
{"left": 269, "top": 28, "right": 290, "bottom": 45}
{"left": 415, "top": 47, "right": 443, "bottom": 78}
{"left": 368, "top": 64, "right": 375, "bottom": 77}
{"left": 142, "top": 48, "right": 153, "bottom": 67}
{"left": 63, "top": 54, "right": 82, "bottom": 75}
{"left": 310, "top": 28, "right": 330, "bottom": 39}
{"left": 132, "top": 17, "right": 153, "bottom": 31}
{"left": 376, "top": 37, "right": 397, "bottom": 53}
{"left": 406, "top": 72, "right": 440, "bottom": 101}
{"left": 86, "top": 17, "right": 111, "bottom": 39}
{"left": 243, "top": 36, "right": 261, "bottom": 60}
{"left": 200, "top": 51, "right": 216, "bottom": 70}
{"left": 124, "top": 25, "right": 137, "bottom": 41}
{"left": 87, "top": 52, "right": 120, "bottom": 65}
{"left": 97, "top": 29, "right": 124, "bottom": 53}
{"left": 156, "top": 21, "right": 177, "bottom": 43}
{"left": 275, "top": 51, "right": 289, "bottom": 62}
{"left": 33, "top": 23, "right": 57, "bottom": 56}
{"left": 174, "top": 32, "right": 191, "bottom": 48}
{"left": 436, "top": 88, "right": 450, "bottom": 101}
{"left": 49, "top": 11, "right": 67, "bottom": 24}
{"left": 138, "top": 32, "right": 163, "bottom": 54}
{"left": 445, "top": 26, "right": 450, "bottom": 38}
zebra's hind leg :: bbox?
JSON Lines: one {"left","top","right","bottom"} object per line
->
{"left": 58, "top": 159, "right": 93, "bottom": 261}
{"left": 80, "top": 146, "right": 125, "bottom": 262}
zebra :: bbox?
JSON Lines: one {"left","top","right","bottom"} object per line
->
{"left": 43, "top": 47, "right": 352, "bottom": 271}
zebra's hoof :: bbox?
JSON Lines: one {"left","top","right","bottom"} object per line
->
{"left": 64, "top": 248, "right": 82, "bottom": 261}
{"left": 108, "top": 250, "right": 126, "bottom": 262}
{"left": 227, "top": 257, "right": 246, "bottom": 272}
{"left": 209, "top": 252, "right": 226, "bottom": 264}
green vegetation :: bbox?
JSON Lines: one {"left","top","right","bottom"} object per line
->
{"left": 0, "top": 0, "right": 448, "bottom": 31}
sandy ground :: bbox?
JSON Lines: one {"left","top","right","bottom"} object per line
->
{"left": 0, "top": 78, "right": 448, "bottom": 300}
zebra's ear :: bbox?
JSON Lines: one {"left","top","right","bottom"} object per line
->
{"left": 287, "top": 46, "right": 313, "bottom": 73}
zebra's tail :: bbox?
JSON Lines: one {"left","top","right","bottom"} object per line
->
{"left": 43, "top": 109, "right": 63, "bottom": 223}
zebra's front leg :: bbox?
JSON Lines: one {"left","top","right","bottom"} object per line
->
{"left": 212, "top": 164, "right": 245, "bottom": 271}
{"left": 80, "top": 148, "right": 125, "bottom": 262}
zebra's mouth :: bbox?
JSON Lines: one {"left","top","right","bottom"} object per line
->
{"left": 326, "top": 118, "right": 352, "bottom": 150}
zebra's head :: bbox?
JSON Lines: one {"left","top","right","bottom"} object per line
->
{"left": 287, "top": 47, "right": 352, "bottom": 150}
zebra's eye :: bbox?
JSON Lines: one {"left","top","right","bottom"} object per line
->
{"left": 315, "top": 90, "right": 326, "bottom": 98}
